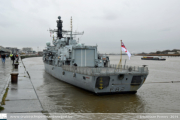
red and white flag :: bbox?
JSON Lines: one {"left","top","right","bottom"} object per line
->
{"left": 121, "top": 42, "right": 131, "bottom": 60}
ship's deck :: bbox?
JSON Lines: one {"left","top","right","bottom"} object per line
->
{"left": 61, "top": 64, "right": 148, "bottom": 76}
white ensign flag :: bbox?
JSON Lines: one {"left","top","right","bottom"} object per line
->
{"left": 121, "top": 42, "right": 131, "bottom": 60}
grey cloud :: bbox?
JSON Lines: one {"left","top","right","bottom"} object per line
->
{"left": 104, "top": 12, "right": 119, "bottom": 20}
{"left": 0, "top": 14, "right": 18, "bottom": 27}
{"left": 92, "top": 10, "right": 119, "bottom": 20}
{"left": 160, "top": 28, "right": 171, "bottom": 32}
{"left": 1, "top": 0, "right": 180, "bottom": 53}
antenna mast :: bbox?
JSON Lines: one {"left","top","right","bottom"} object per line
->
{"left": 49, "top": 16, "right": 84, "bottom": 41}
{"left": 70, "top": 16, "right": 73, "bottom": 40}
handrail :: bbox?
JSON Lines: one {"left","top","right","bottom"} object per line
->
{"left": 62, "top": 64, "right": 148, "bottom": 76}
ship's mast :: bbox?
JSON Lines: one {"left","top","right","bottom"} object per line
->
{"left": 49, "top": 16, "right": 84, "bottom": 41}
{"left": 57, "top": 16, "right": 63, "bottom": 39}
{"left": 70, "top": 16, "right": 73, "bottom": 40}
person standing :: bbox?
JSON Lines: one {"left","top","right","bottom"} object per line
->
{"left": 10, "top": 53, "right": 13, "bottom": 60}
{"left": 12, "top": 54, "right": 15, "bottom": 64}
{"left": 16, "top": 54, "right": 19, "bottom": 63}
{"left": 1, "top": 54, "right": 6, "bottom": 63}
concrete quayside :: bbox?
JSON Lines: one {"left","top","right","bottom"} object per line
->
{"left": 0, "top": 58, "right": 47, "bottom": 119}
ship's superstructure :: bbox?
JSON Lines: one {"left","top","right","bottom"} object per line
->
{"left": 43, "top": 16, "right": 149, "bottom": 94}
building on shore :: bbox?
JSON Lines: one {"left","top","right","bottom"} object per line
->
{"left": 22, "top": 47, "right": 33, "bottom": 52}
{"left": 5, "top": 47, "right": 19, "bottom": 54}
{"left": 136, "top": 49, "right": 180, "bottom": 56}
{"left": 37, "top": 51, "right": 43, "bottom": 56}
{"left": 156, "top": 49, "right": 180, "bottom": 54}
{"left": 0, "top": 46, "right": 12, "bottom": 55}
{"left": 22, "top": 47, "right": 34, "bottom": 54}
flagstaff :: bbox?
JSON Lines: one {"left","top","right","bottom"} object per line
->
{"left": 117, "top": 40, "right": 122, "bottom": 68}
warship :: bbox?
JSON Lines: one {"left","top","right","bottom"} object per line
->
{"left": 43, "top": 16, "right": 149, "bottom": 94}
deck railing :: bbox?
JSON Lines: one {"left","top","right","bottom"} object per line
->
{"left": 62, "top": 64, "right": 148, "bottom": 76}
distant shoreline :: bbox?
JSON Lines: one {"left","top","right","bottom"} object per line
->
{"left": 135, "top": 54, "right": 180, "bottom": 56}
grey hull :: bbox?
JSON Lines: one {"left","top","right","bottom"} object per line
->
{"left": 44, "top": 63, "right": 148, "bottom": 94}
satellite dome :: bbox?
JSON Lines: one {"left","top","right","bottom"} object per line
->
{"left": 46, "top": 41, "right": 51, "bottom": 46}
{"left": 76, "top": 43, "right": 82, "bottom": 46}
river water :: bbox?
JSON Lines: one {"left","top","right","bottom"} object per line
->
{"left": 23, "top": 55, "right": 180, "bottom": 114}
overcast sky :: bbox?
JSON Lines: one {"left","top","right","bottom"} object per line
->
{"left": 0, "top": 0, "right": 180, "bottom": 53}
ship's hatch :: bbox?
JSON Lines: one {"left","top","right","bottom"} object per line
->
{"left": 95, "top": 76, "right": 110, "bottom": 89}
{"left": 131, "top": 76, "right": 142, "bottom": 86}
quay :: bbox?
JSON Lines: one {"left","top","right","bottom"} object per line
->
{"left": 0, "top": 57, "right": 47, "bottom": 119}
{"left": 20, "top": 55, "right": 43, "bottom": 59}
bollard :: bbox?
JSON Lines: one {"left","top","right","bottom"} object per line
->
{"left": 10, "top": 72, "right": 19, "bottom": 83}
{"left": 14, "top": 63, "right": 19, "bottom": 69}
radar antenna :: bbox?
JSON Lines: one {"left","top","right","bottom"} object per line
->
{"left": 48, "top": 16, "right": 84, "bottom": 40}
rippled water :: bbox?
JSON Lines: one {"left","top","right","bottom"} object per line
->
{"left": 23, "top": 55, "right": 180, "bottom": 113}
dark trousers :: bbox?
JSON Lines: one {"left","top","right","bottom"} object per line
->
{"left": 2, "top": 58, "right": 5, "bottom": 63}
{"left": 16, "top": 57, "right": 19, "bottom": 62}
